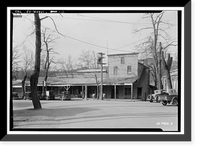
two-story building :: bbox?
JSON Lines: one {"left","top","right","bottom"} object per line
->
{"left": 12, "top": 52, "right": 151, "bottom": 101}
{"left": 105, "top": 52, "right": 150, "bottom": 100}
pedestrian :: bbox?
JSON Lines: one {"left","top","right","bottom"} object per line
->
{"left": 103, "top": 93, "right": 105, "bottom": 99}
{"left": 92, "top": 93, "right": 96, "bottom": 99}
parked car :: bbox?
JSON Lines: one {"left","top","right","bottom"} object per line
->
{"left": 159, "top": 89, "right": 178, "bottom": 106}
{"left": 59, "top": 91, "right": 71, "bottom": 100}
{"left": 147, "top": 90, "right": 168, "bottom": 103}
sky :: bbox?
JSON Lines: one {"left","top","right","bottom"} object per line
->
{"left": 12, "top": 11, "right": 178, "bottom": 69}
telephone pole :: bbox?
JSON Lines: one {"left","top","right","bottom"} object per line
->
{"left": 97, "top": 52, "right": 105, "bottom": 100}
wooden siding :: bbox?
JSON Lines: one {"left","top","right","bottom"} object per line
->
{"left": 108, "top": 53, "right": 138, "bottom": 78}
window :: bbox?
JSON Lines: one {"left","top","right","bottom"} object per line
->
{"left": 114, "top": 66, "right": 118, "bottom": 75}
{"left": 121, "top": 57, "right": 125, "bottom": 64}
{"left": 127, "top": 66, "right": 132, "bottom": 74}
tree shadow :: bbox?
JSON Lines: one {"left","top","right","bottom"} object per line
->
{"left": 13, "top": 107, "right": 99, "bottom": 118}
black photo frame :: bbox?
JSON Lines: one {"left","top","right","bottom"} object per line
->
{"left": 0, "top": 1, "right": 193, "bottom": 143}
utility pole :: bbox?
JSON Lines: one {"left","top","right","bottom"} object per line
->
{"left": 97, "top": 52, "right": 105, "bottom": 100}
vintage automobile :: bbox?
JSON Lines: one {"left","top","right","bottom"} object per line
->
{"left": 147, "top": 90, "right": 168, "bottom": 103}
{"left": 159, "top": 89, "right": 178, "bottom": 106}
{"left": 59, "top": 91, "right": 71, "bottom": 100}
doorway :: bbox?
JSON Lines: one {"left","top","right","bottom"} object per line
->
{"left": 137, "top": 87, "right": 142, "bottom": 99}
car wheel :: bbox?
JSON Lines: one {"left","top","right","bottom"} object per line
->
{"left": 155, "top": 96, "right": 159, "bottom": 103}
{"left": 162, "top": 101, "right": 167, "bottom": 106}
{"left": 172, "top": 98, "right": 178, "bottom": 106}
{"left": 147, "top": 95, "right": 153, "bottom": 102}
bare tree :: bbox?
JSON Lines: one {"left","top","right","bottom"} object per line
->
{"left": 17, "top": 13, "right": 62, "bottom": 109}
{"left": 78, "top": 50, "right": 98, "bottom": 69}
{"left": 160, "top": 42, "right": 173, "bottom": 90}
{"left": 30, "top": 13, "right": 42, "bottom": 109}
{"left": 91, "top": 51, "right": 98, "bottom": 69}
{"left": 21, "top": 46, "right": 34, "bottom": 99}
{"left": 12, "top": 46, "right": 21, "bottom": 80}
{"left": 58, "top": 55, "right": 75, "bottom": 78}
{"left": 41, "top": 28, "right": 59, "bottom": 98}
{"left": 135, "top": 12, "right": 177, "bottom": 90}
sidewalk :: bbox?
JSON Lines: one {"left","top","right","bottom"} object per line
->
{"left": 84, "top": 98, "right": 143, "bottom": 102}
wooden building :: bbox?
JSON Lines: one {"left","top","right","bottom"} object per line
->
{"left": 12, "top": 52, "right": 151, "bottom": 101}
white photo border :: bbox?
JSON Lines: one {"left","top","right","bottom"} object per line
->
{"left": 4, "top": 5, "right": 191, "bottom": 141}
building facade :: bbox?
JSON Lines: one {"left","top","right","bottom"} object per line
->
{"left": 12, "top": 52, "right": 151, "bottom": 101}
{"left": 108, "top": 53, "right": 138, "bottom": 78}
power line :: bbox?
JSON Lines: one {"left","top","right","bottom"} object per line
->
{"left": 48, "top": 14, "right": 150, "bottom": 25}
{"left": 78, "top": 14, "right": 153, "bottom": 25}
{"left": 78, "top": 14, "right": 135, "bottom": 25}
{"left": 20, "top": 14, "right": 176, "bottom": 54}
{"left": 21, "top": 19, "right": 133, "bottom": 54}
{"left": 43, "top": 24, "right": 134, "bottom": 53}
{"left": 116, "top": 37, "right": 149, "bottom": 49}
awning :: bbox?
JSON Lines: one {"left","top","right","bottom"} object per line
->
{"left": 103, "top": 77, "right": 138, "bottom": 85}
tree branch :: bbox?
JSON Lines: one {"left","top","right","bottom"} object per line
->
{"left": 158, "top": 34, "right": 171, "bottom": 42}
{"left": 160, "top": 21, "right": 174, "bottom": 27}
{"left": 40, "top": 16, "right": 49, "bottom": 20}
{"left": 49, "top": 50, "right": 59, "bottom": 55}
{"left": 158, "top": 28, "right": 170, "bottom": 36}
{"left": 19, "top": 31, "right": 35, "bottom": 47}
{"left": 162, "top": 41, "right": 177, "bottom": 50}
{"left": 133, "top": 27, "right": 154, "bottom": 33}
{"left": 40, "top": 16, "right": 64, "bottom": 36}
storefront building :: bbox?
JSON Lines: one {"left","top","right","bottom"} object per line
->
{"left": 12, "top": 53, "right": 151, "bottom": 101}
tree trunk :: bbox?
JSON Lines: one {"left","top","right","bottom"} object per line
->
{"left": 30, "top": 13, "right": 42, "bottom": 109}
{"left": 158, "top": 43, "right": 163, "bottom": 90}
{"left": 165, "top": 69, "right": 173, "bottom": 90}
{"left": 94, "top": 74, "right": 99, "bottom": 99}
{"left": 21, "top": 74, "right": 27, "bottom": 99}
{"left": 150, "top": 13, "right": 163, "bottom": 90}
{"left": 42, "top": 63, "right": 50, "bottom": 99}
{"left": 160, "top": 42, "right": 173, "bottom": 91}
{"left": 96, "top": 85, "right": 99, "bottom": 99}
{"left": 30, "top": 74, "right": 42, "bottom": 109}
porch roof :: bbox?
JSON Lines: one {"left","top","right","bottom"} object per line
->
{"left": 12, "top": 76, "right": 138, "bottom": 87}
{"left": 103, "top": 77, "right": 138, "bottom": 84}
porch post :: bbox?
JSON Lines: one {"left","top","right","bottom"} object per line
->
{"left": 85, "top": 84, "right": 87, "bottom": 100}
{"left": 131, "top": 83, "right": 133, "bottom": 101}
{"left": 82, "top": 86, "right": 84, "bottom": 99}
{"left": 114, "top": 83, "right": 116, "bottom": 100}
{"left": 123, "top": 84, "right": 125, "bottom": 99}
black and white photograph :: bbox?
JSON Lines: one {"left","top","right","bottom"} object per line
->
{"left": 4, "top": 5, "right": 191, "bottom": 142}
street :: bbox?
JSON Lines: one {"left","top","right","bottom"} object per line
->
{"left": 12, "top": 99, "right": 178, "bottom": 131}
